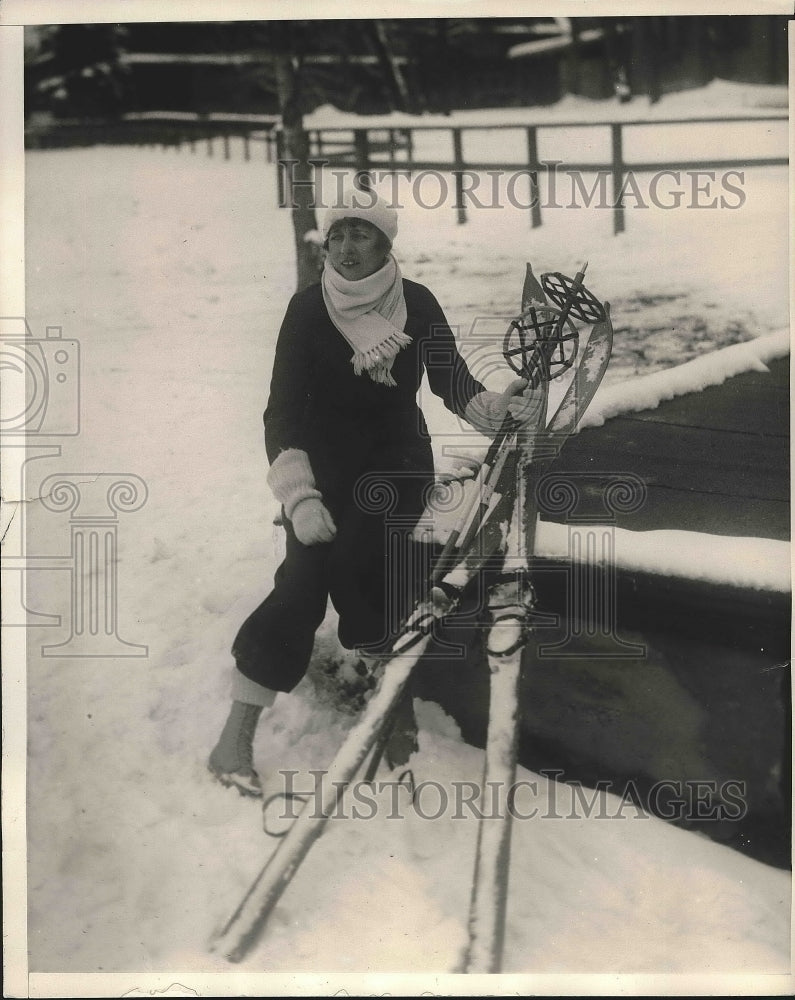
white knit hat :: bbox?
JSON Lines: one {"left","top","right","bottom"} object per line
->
{"left": 321, "top": 187, "right": 398, "bottom": 245}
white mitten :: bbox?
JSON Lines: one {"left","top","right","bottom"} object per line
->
{"left": 291, "top": 497, "right": 337, "bottom": 546}
{"left": 267, "top": 449, "right": 337, "bottom": 545}
{"left": 464, "top": 378, "right": 539, "bottom": 436}
{"left": 267, "top": 448, "right": 323, "bottom": 516}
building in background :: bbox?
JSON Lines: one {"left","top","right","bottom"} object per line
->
{"left": 24, "top": 15, "right": 790, "bottom": 126}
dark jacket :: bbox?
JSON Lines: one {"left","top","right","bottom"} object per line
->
{"left": 263, "top": 278, "right": 485, "bottom": 514}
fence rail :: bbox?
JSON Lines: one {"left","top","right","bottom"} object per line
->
{"left": 26, "top": 111, "right": 788, "bottom": 236}
{"left": 295, "top": 115, "right": 788, "bottom": 234}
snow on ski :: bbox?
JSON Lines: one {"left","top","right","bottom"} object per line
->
{"left": 464, "top": 470, "right": 534, "bottom": 973}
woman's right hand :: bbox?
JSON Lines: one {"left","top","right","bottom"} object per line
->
{"left": 291, "top": 497, "right": 337, "bottom": 545}
{"left": 465, "top": 379, "right": 541, "bottom": 436}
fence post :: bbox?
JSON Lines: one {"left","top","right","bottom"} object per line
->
{"left": 452, "top": 127, "right": 467, "bottom": 224}
{"left": 243, "top": 132, "right": 250, "bottom": 161}
{"left": 526, "top": 126, "right": 542, "bottom": 229}
{"left": 611, "top": 122, "right": 625, "bottom": 235}
{"left": 354, "top": 129, "right": 372, "bottom": 189}
{"left": 404, "top": 128, "right": 414, "bottom": 175}
{"left": 206, "top": 132, "right": 214, "bottom": 158}
{"left": 276, "top": 130, "right": 286, "bottom": 206}
{"left": 223, "top": 133, "right": 231, "bottom": 160}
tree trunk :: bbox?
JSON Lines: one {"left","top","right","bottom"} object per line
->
{"left": 630, "top": 18, "right": 662, "bottom": 104}
{"left": 368, "top": 20, "right": 413, "bottom": 112}
{"left": 273, "top": 50, "right": 323, "bottom": 292}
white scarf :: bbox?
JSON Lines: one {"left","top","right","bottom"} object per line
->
{"left": 321, "top": 254, "right": 411, "bottom": 387}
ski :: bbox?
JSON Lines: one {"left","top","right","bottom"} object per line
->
{"left": 541, "top": 300, "right": 613, "bottom": 450}
{"left": 210, "top": 261, "right": 612, "bottom": 965}
{"left": 463, "top": 456, "right": 536, "bottom": 973}
{"left": 463, "top": 278, "right": 612, "bottom": 973}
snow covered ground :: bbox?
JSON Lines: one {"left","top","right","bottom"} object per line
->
{"left": 13, "top": 81, "right": 792, "bottom": 988}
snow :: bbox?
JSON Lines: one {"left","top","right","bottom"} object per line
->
{"left": 582, "top": 329, "right": 791, "bottom": 430}
{"left": 534, "top": 523, "right": 791, "bottom": 593}
{"left": 15, "top": 77, "right": 791, "bottom": 988}
{"left": 304, "top": 79, "right": 788, "bottom": 129}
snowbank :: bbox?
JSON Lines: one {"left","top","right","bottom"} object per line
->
{"left": 582, "top": 329, "right": 790, "bottom": 429}
{"left": 535, "top": 522, "right": 791, "bottom": 593}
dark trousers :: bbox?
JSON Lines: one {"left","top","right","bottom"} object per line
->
{"left": 233, "top": 469, "right": 434, "bottom": 692}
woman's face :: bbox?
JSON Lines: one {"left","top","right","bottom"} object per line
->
{"left": 326, "top": 219, "right": 389, "bottom": 281}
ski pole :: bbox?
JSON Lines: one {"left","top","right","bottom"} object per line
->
{"left": 434, "top": 262, "right": 550, "bottom": 584}
{"left": 451, "top": 432, "right": 518, "bottom": 562}
{"left": 430, "top": 418, "right": 519, "bottom": 584}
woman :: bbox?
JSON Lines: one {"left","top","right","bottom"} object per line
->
{"left": 209, "top": 188, "right": 530, "bottom": 796}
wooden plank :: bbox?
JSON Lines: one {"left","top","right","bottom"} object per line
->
{"left": 553, "top": 421, "right": 788, "bottom": 501}
{"left": 543, "top": 353, "right": 789, "bottom": 539}
{"left": 572, "top": 491, "right": 789, "bottom": 540}
{"left": 625, "top": 358, "right": 789, "bottom": 437}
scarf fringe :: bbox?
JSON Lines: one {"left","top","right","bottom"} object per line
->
{"left": 365, "top": 364, "right": 398, "bottom": 387}
{"left": 351, "top": 330, "right": 413, "bottom": 383}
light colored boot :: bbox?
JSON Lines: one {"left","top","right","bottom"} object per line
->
{"left": 208, "top": 701, "right": 264, "bottom": 797}
{"left": 208, "top": 671, "right": 277, "bottom": 798}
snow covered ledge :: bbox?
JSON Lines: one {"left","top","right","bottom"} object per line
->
{"left": 534, "top": 522, "right": 791, "bottom": 594}
{"left": 546, "top": 329, "right": 791, "bottom": 593}
{"left": 432, "top": 330, "right": 790, "bottom": 592}
{"left": 581, "top": 328, "right": 790, "bottom": 429}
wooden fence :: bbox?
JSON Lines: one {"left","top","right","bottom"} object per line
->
{"left": 288, "top": 115, "right": 788, "bottom": 234}
{"left": 25, "top": 112, "right": 280, "bottom": 162}
{"left": 27, "top": 111, "right": 787, "bottom": 236}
